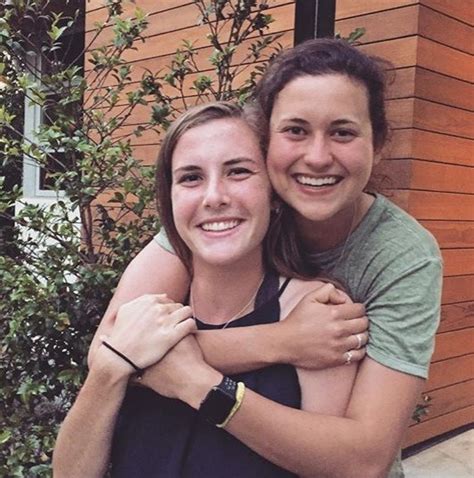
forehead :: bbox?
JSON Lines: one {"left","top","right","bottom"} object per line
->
{"left": 172, "top": 118, "right": 263, "bottom": 167}
{"left": 272, "top": 73, "right": 370, "bottom": 120}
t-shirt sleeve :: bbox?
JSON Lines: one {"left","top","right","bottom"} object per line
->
{"left": 154, "top": 229, "right": 176, "bottom": 254}
{"left": 365, "top": 256, "right": 442, "bottom": 379}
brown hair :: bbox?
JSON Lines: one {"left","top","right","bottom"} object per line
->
{"left": 254, "top": 38, "right": 391, "bottom": 152}
{"left": 155, "top": 101, "right": 318, "bottom": 279}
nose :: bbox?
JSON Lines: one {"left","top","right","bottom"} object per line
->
{"left": 202, "top": 177, "right": 230, "bottom": 209}
{"left": 303, "top": 135, "right": 333, "bottom": 169}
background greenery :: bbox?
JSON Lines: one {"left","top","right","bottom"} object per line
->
{"left": 0, "top": 0, "right": 284, "bottom": 474}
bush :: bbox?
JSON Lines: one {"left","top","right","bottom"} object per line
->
{"left": 0, "top": 0, "right": 282, "bottom": 474}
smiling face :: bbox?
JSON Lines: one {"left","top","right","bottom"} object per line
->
{"left": 267, "top": 73, "right": 378, "bottom": 245}
{"left": 171, "top": 118, "right": 271, "bottom": 269}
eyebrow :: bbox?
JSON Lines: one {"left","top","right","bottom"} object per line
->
{"left": 172, "top": 157, "right": 258, "bottom": 175}
{"left": 277, "top": 117, "right": 358, "bottom": 126}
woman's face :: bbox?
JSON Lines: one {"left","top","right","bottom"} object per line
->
{"left": 171, "top": 118, "right": 271, "bottom": 269}
{"left": 266, "top": 73, "right": 378, "bottom": 231}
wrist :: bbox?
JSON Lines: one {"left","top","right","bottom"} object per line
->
{"left": 181, "top": 367, "right": 223, "bottom": 410}
{"left": 92, "top": 345, "right": 135, "bottom": 383}
{"left": 267, "top": 321, "right": 291, "bottom": 365}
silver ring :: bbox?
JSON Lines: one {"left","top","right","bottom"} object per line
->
{"left": 355, "top": 334, "right": 363, "bottom": 350}
{"left": 344, "top": 351, "right": 353, "bottom": 365}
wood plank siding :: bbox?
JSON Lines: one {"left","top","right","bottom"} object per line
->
{"left": 336, "top": 0, "right": 474, "bottom": 447}
{"left": 85, "top": 0, "right": 473, "bottom": 448}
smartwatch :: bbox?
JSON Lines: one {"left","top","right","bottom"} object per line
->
{"left": 199, "top": 376, "right": 237, "bottom": 426}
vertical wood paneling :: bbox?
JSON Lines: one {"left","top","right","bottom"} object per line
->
{"left": 336, "top": 0, "right": 474, "bottom": 448}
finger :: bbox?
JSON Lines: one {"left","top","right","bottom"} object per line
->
{"left": 349, "top": 332, "right": 369, "bottom": 350}
{"left": 341, "top": 347, "right": 366, "bottom": 366}
{"left": 336, "top": 303, "right": 366, "bottom": 320}
{"left": 309, "top": 283, "right": 337, "bottom": 303}
{"left": 158, "top": 302, "right": 185, "bottom": 314}
{"left": 343, "top": 316, "right": 369, "bottom": 335}
{"left": 153, "top": 294, "right": 174, "bottom": 304}
{"left": 174, "top": 318, "right": 197, "bottom": 338}
{"left": 349, "top": 347, "right": 366, "bottom": 364}
{"left": 168, "top": 305, "right": 194, "bottom": 325}
{"left": 327, "top": 288, "right": 347, "bottom": 305}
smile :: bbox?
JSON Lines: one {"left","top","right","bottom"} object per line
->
{"left": 200, "top": 220, "right": 241, "bottom": 232}
{"left": 294, "top": 175, "right": 341, "bottom": 187}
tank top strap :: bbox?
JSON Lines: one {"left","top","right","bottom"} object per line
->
{"left": 277, "top": 277, "right": 291, "bottom": 297}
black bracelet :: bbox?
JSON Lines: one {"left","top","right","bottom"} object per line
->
{"left": 101, "top": 340, "right": 144, "bottom": 377}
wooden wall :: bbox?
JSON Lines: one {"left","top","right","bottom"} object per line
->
{"left": 336, "top": 0, "right": 474, "bottom": 447}
{"left": 85, "top": 0, "right": 296, "bottom": 168}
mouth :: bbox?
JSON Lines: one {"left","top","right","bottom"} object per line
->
{"left": 294, "top": 174, "right": 342, "bottom": 188}
{"left": 199, "top": 219, "right": 242, "bottom": 232}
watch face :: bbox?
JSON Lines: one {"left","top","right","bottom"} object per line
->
{"left": 199, "top": 378, "right": 237, "bottom": 426}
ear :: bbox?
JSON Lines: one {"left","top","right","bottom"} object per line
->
{"left": 271, "top": 195, "right": 283, "bottom": 214}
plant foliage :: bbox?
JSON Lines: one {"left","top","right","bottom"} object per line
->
{"left": 0, "top": 0, "right": 283, "bottom": 474}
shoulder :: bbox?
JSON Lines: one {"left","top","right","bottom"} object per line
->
{"left": 364, "top": 195, "right": 441, "bottom": 260}
{"left": 346, "top": 195, "right": 442, "bottom": 285}
{"left": 279, "top": 277, "right": 323, "bottom": 320}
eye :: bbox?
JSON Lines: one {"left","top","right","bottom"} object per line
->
{"left": 332, "top": 128, "right": 357, "bottom": 142}
{"left": 176, "top": 173, "right": 202, "bottom": 185}
{"left": 228, "top": 167, "right": 254, "bottom": 179}
{"left": 283, "top": 125, "right": 306, "bottom": 137}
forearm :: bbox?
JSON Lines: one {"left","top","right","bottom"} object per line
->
{"left": 53, "top": 361, "right": 129, "bottom": 477}
{"left": 195, "top": 322, "right": 285, "bottom": 374}
{"left": 178, "top": 358, "right": 421, "bottom": 478}
{"left": 225, "top": 390, "right": 382, "bottom": 478}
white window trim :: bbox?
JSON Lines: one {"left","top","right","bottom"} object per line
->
{"left": 22, "top": 51, "right": 65, "bottom": 200}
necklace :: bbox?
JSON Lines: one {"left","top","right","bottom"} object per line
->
{"left": 190, "top": 274, "right": 265, "bottom": 329}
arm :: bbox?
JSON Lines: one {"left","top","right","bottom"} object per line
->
{"left": 144, "top": 341, "right": 421, "bottom": 478}
{"left": 53, "top": 296, "right": 195, "bottom": 478}
{"left": 90, "top": 240, "right": 367, "bottom": 372}
{"left": 88, "top": 240, "right": 190, "bottom": 366}
{"left": 139, "top": 257, "right": 441, "bottom": 477}
{"left": 197, "top": 284, "right": 368, "bottom": 374}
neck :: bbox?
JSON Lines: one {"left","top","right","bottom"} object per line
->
{"left": 297, "top": 193, "right": 374, "bottom": 251}
{"left": 190, "top": 254, "right": 266, "bottom": 325}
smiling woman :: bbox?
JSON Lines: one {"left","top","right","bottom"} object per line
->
{"left": 169, "top": 117, "right": 271, "bottom": 273}
{"left": 267, "top": 74, "right": 377, "bottom": 248}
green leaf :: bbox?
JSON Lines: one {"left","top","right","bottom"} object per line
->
{"left": 0, "top": 430, "right": 11, "bottom": 445}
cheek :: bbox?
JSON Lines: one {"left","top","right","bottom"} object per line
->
{"left": 171, "top": 190, "right": 194, "bottom": 233}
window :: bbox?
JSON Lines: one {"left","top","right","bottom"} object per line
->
{"left": 22, "top": 1, "right": 85, "bottom": 199}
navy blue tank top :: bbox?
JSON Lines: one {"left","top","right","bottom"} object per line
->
{"left": 111, "top": 273, "right": 299, "bottom": 477}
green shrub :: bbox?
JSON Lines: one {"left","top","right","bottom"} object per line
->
{"left": 0, "top": 1, "right": 282, "bottom": 474}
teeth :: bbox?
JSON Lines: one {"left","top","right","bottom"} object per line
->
{"left": 296, "top": 175, "right": 338, "bottom": 187}
{"left": 201, "top": 220, "right": 240, "bottom": 232}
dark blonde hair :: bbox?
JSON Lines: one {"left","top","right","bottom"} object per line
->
{"left": 155, "top": 101, "right": 318, "bottom": 278}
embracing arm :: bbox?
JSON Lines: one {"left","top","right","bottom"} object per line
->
{"left": 176, "top": 357, "right": 421, "bottom": 478}
{"left": 228, "top": 360, "right": 421, "bottom": 478}
{"left": 89, "top": 239, "right": 368, "bottom": 372}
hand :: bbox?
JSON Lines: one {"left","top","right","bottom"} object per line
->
{"left": 280, "top": 283, "right": 368, "bottom": 369}
{"left": 137, "top": 335, "right": 222, "bottom": 409}
{"left": 99, "top": 294, "right": 196, "bottom": 376}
